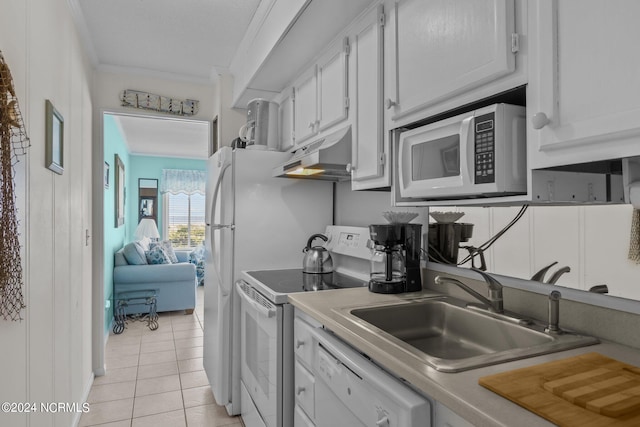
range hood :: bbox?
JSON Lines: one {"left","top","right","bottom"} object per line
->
{"left": 273, "top": 125, "right": 352, "bottom": 181}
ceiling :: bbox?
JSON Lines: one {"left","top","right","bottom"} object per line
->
{"left": 73, "top": 0, "right": 261, "bottom": 159}
{"left": 110, "top": 114, "right": 210, "bottom": 160}
{"left": 74, "top": 0, "right": 261, "bottom": 82}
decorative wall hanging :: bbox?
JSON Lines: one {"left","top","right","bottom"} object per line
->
{"left": 0, "top": 50, "right": 30, "bottom": 321}
{"left": 120, "top": 89, "right": 199, "bottom": 116}
{"left": 45, "top": 99, "right": 64, "bottom": 174}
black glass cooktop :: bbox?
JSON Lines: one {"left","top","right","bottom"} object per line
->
{"left": 247, "top": 269, "right": 367, "bottom": 293}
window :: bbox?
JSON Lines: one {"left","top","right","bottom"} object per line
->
{"left": 164, "top": 192, "right": 205, "bottom": 248}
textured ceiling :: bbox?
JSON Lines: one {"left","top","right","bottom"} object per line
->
{"left": 76, "top": 0, "right": 261, "bottom": 82}
{"left": 110, "top": 114, "right": 210, "bottom": 160}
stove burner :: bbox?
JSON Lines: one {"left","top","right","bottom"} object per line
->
{"left": 247, "top": 269, "right": 366, "bottom": 294}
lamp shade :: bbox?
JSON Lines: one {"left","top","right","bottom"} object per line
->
{"left": 135, "top": 218, "right": 160, "bottom": 240}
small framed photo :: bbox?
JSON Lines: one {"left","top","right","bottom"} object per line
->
{"left": 45, "top": 99, "right": 64, "bottom": 175}
{"left": 104, "top": 161, "right": 110, "bottom": 189}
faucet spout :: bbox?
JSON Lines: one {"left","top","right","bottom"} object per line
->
{"left": 435, "top": 270, "right": 504, "bottom": 313}
{"left": 546, "top": 266, "right": 571, "bottom": 284}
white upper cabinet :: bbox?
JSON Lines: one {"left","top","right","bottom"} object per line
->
{"left": 293, "top": 66, "right": 319, "bottom": 144}
{"left": 528, "top": 0, "right": 640, "bottom": 169}
{"left": 351, "top": 4, "right": 389, "bottom": 189}
{"left": 293, "top": 38, "right": 350, "bottom": 146}
{"left": 278, "top": 87, "right": 295, "bottom": 152}
{"left": 318, "top": 41, "right": 349, "bottom": 132}
{"left": 385, "top": 0, "right": 518, "bottom": 126}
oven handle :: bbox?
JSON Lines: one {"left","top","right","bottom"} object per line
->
{"left": 236, "top": 281, "right": 276, "bottom": 319}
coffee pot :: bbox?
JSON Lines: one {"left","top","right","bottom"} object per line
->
{"left": 302, "top": 234, "right": 333, "bottom": 274}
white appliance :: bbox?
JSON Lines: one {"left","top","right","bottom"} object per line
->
{"left": 203, "top": 146, "right": 333, "bottom": 415}
{"left": 309, "top": 318, "right": 432, "bottom": 426}
{"left": 237, "top": 226, "right": 371, "bottom": 427}
{"left": 395, "top": 103, "right": 526, "bottom": 203}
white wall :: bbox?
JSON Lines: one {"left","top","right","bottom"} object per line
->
{"left": 0, "top": 0, "right": 94, "bottom": 426}
{"left": 445, "top": 204, "right": 640, "bottom": 301}
{"left": 334, "top": 181, "right": 430, "bottom": 233}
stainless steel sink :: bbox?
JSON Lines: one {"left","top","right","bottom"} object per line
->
{"left": 334, "top": 297, "right": 598, "bottom": 372}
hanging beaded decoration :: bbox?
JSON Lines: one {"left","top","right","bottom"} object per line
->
{"left": 0, "top": 50, "right": 30, "bottom": 320}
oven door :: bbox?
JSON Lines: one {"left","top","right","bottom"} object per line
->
{"left": 398, "top": 112, "right": 475, "bottom": 200}
{"left": 237, "top": 280, "right": 282, "bottom": 427}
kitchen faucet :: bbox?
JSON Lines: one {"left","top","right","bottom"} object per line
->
{"left": 546, "top": 266, "right": 571, "bottom": 285}
{"left": 435, "top": 269, "right": 504, "bottom": 313}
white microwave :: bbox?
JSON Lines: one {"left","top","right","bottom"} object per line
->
{"left": 396, "top": 103, "right": 527, "bottom": 202}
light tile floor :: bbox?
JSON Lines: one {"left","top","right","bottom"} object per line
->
{"left": 80, "top": 287, "right": 244, "bottom": 427}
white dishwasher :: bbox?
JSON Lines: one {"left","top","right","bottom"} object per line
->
{"left": 299, "top": 315, "right": 432, "bottom": 427}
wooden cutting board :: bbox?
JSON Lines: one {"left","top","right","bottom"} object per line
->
{"left": 479, "top": 353, "right": 640, "bottom": 427}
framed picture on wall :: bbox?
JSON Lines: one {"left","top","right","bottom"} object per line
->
{"left": 114, "top": 154, "right": 125, "bottom": 227}
{"left": 45, "top": 99, "right": 64, "bottom": 175}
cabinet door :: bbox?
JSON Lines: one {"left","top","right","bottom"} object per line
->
{"left": 387, "top": 0, "right": 516, "bottom": 122}
{"left": 528, "top": 0, "right": 640, "bottom": 168}
{"left": 317, "top": 39, "right": 349, "bottom": 132}
{"left": 294, "top": 66, "right": 318, "bottom": 144}
{"left": 352, "top": 4, "right": 388, "bottom": 189}
{"left": 279, "top": 87, "right": 295, "bottom": 151}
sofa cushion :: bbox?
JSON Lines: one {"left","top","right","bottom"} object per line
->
{"left": 123, "top": 242, "right": 148, "bottom": 265}
{"left": 150, "top": 240, "right": 178, "bottom": 263}
{"left": 146, "top": 245, "right": 172, "bottom": 265}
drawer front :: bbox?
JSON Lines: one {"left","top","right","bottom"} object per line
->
{"left": 295, "top": 361, "right": 315, "bottom": 420}
{"left": 294, "top": 317, "right": 315, "bottom": 368}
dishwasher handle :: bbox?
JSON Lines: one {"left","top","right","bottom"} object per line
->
{"left": 236, "top": 281, "right": 276, "bottom": 318}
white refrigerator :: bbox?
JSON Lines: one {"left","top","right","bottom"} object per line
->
{"left": 203, "top": 146, "right": 333, "bottom": 415}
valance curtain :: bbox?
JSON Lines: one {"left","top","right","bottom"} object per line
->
{"left": 160, "top": 169, "right": 205, "bottom": 195}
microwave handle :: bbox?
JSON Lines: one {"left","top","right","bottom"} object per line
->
{"left": 460, "top": 116, "right": 475, "bottom": 184}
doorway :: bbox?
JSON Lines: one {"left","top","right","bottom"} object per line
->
{"left": 93, "top": 111, "right": 211, "bottom": 375}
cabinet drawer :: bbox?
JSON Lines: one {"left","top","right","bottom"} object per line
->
{"left": 295, "top": 361, "right": 315, "bottom": 419}
{"left": 294, "top": 317, "right": 315, "bottom": 367}
{"left": 294, "top": 404, "right": 315, "bottom": 427}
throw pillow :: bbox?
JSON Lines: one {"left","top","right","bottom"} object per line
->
{"left": 122, "top": 242, "right": 148, "bottom": 265}
{"left": 138, "top": 236, "right": 152, "bottom": 252}
{"left": 158, "top": 240, "right": 179, "bottom": 263}
{"left": 189, "top": 245, "right": 206, "bottom": 286}
{"left": 145, "top": 245, "right": 172, "bottom": 265}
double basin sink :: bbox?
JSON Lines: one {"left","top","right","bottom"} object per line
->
{"left": 334, "top": 296, "right": 598, "bottom": 372}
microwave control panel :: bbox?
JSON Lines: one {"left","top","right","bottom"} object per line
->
{"left": 473, "top": 112, "right": 495, "bottom": 184}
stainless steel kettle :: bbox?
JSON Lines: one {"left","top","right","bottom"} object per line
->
{"left": 302, "top": 234, "right": 333, "bottom": 274}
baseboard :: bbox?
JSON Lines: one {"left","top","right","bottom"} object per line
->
{"left": 72, "top": 371, "right": 95, "bottom": 427}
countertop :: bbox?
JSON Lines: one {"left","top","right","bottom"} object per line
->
{"left": 288, "top": 287, "right": 640, "bottom": 427}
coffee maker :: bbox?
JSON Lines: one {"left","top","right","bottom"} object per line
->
{"left": 368, "top": 223, "right": 422, "bottom": 294}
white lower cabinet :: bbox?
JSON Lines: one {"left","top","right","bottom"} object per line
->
{"left": 294, "top": 361, "right": 315, "bottom": 421}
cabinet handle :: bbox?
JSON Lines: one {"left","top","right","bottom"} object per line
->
{"left": 384, "top": 98, "right": 396, "bottom": 110}
{"left": 296, "top": 339, "right": 305, "bottom": 349}
{"left": 376, "top": 416, "right": 389, "bottom": 427}
{"left": 296, "top": 386, "right": 306, "bottom": 396}
{"left": 532, "top": 112, "right": 550, "bottom": 129}
{"left": 308, "top": 122, "right": 315, "bottom": 129}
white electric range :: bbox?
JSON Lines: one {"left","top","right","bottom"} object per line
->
{"left": 234, "top": 226, "right": 372, "bottom": 427}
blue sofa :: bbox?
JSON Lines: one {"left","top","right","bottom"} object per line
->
{"left": 113, "top": 247, "right": 197, "bottom": 314}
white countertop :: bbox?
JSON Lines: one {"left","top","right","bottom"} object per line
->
{"left": 288, "top": 287, "right": 640, "bottom": 427}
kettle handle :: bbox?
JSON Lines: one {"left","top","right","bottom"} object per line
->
{"left": 305, "top": 233, "right": 328, "bottom": 250}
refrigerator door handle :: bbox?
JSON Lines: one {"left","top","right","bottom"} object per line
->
{"left": 210, "top": 224, "right": 235, "bottom": 230}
